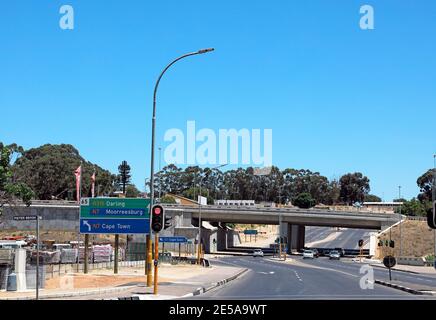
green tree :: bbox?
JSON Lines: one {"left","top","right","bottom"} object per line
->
{"left": 160, "top": 195, "right": 177, "bottom": 204}
{"left": 339, "top": 172, "right": 370, "bottom": 205}
{"left": 12, "top": 144, "right": 116, "bottom": 200}
{"left": 395, "top": 198, "right": 429, "bottom": 217}
{"left": 0, "top": 142, "right": 34, "bottom": 206}
{"left": 292, "top": 192, "right": 316, "bottom": 209}
{"left": 364, "top": 194, "right": 382, "bottom": 202}
{"left": 117, "top": 160, "right": 131, "bottom": 194}
{"left": 417, "top": 169, "right": 434, "bottom": 202}
{"left": 125, "top": 184, "right": 140, "bottom": 198}
{"left": 182, "top": 187, "right": 214, "bottom": 204}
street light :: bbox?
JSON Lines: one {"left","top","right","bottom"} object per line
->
{"left": 399, "top": 185, "right": 402, "bottom": 258}
{"left": 158, "top": 147, "right": 162, "bottom": 201}
{"left": 146, "top": 48, "right": 214, "bottom": 286}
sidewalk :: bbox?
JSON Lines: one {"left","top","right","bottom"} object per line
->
{"left": 355, "top": 259, "right": 436, "bottom": 275}
{"left": 0, "top": 262, "right": 246, "bottom": 300}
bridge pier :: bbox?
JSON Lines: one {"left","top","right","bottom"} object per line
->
{"left": 287, "top": 224, "right": 305, "bottom": 253}
{"left": 217, "top": 226, "right": 228, "bottom": 251}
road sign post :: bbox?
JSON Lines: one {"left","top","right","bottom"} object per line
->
{"left": 383, "top": 255, "right": 396, "bottom": 281}
{"left": 358, "top": 239, "right": 364, "bottom": 262}
{"left": 84, "top": 234, "right": 89, "bottom": 274}
{"left": 114, "top": 234, "right": 119, "bottom": 274}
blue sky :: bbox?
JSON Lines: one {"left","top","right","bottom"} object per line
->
{"left": 1, "top": 1, "right": 435, "bottom": 201}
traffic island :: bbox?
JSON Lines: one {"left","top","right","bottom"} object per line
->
{"left": 374, "top": 279, "right": 436, "bottom": 296}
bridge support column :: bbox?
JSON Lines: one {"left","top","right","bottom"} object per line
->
{"left": 217, "top": 227, "right": 228, "bottom": 251}
{"left": 288, "top": 224, "right": 305, "bottom": 253}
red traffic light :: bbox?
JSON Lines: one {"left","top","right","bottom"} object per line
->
{"left": 151, "top": 205, "right": 165, "bottom": 233}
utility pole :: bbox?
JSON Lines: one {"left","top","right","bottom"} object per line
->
{"left": 36, "top": 216, "right": 40, "bottom": 300}
{"left": 279, "top": 213, "right": 282, "bottom": 260}
{"left": 398, "top": 186, "right": 402, "bottom": 258}
{"left": 158, "top": 147, "right": 162, "bottom": 201}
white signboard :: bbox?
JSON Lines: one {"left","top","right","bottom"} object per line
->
{"left": 198, "top": 195, "right": 207, "bottom": 205}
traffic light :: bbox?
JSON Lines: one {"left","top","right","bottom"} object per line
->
{"left": 385, "top": 240, "right": 389, "bottom": 246}
{"left": 427, "top": 201, "right": 436, "bottom": 229}
{"left": 358, "top": 239, "right": 364, "bottom": 247}
{"left": 164, "top": 216, "right": 172, "bottom": 230}
{"left": 378, "top": 240, "right": 383, "bottom": 247}
{"left": 151, "top": 204, "right": 164, "bottom": 233}
{"left": 389, "top": 240, "right": 395, "bottom": 248}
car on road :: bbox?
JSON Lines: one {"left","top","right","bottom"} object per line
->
{"left": 334, "top": 248, "right": 346, "bottom": 257}
{"left": 303, "top": 250, "right": 315, "bottom": 259}
{"left": 253, "top": 249, "right": 264, "bottom": 257}
{"left": 329, "top": 250, "right": 341, "bottom": 260}
{"left": 311, "top": 248, "right": 320, "bottom": 258}
{"left": 320, "top": 249, "right": 330, "bottom": 256}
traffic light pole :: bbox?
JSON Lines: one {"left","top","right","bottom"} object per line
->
{"left": 146, "top": 234, "right": 152, "bottom": 286}
{"left": 154, "top": 232, "right": 159, "bottom": 295}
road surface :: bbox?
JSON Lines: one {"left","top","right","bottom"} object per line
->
{"left": 194, "top": 256, "right": 436, "bottom": 299}
{"left": 305, "top": 226, "right": 374, "bottom": 249}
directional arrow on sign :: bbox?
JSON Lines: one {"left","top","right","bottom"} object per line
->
{"left": 83, "top": 220, "right": 91, "bottom": 232}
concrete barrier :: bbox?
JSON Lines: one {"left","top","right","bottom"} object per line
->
{"left": 397, "top": 257, "right": 426, "bottom": 266}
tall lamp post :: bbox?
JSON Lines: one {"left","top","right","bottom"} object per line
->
{"left": 398, "top": 185, "right": 402, "bottom": 258}
{"left": 158, "top": 147, "right": 162, "bottom": 201}
{"left": 146, "top": 48, "right": 214, "bottom": 287}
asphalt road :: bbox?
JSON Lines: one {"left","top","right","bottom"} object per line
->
{"left": 300, "top": 256, "right": 436, "bottom": 289}
{"left": 195, "top": 256, "right": 436, "bottom": 300}
{"left": 305, "top": 227, "right": 374, "bottom": 249}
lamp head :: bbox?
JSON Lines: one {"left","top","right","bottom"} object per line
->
{"left": 197, "top": 48, "right": 215, "bottom": 54}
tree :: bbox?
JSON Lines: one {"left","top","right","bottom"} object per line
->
{"left": 325, "top": 179, "right": 341, "bottom": 205}
{"left": 125, "top": 184, "right": 140, "bottom": 198}
{"left": 395, "top": 198, "right": 429, "bottom": 217}
{"left": 0, "top": 142, "right": 34, "bottom": 206}
{"left": 151, "top": 163, "right": 375, "bottom": 207}
{"left": 160, "top": 195, "right": 177, "bottom": 204}
{"left": 117, "top": 160, "right": 131, "bottom": 194}
{"left": 417, "top": 169, "right": 434, "bottom": 202}
{"left": 292, "top": 193, "right": 316, "bottom": 209}
{"left": 182, "top": 187, "right": 214, "bottom": 204}
{"left": 339, "top": 172, "right": 370, "bottom": 205}
{"left": 364, "top": 194, "right": 382, "bottom": 202}
{"left": 12, "top": 144, "right": 116, "bottom": 200}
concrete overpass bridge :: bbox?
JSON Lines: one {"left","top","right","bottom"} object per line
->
{"left": 2, "top": 201, "right": 399, "bottom": 254}
{"left": 162, "top": 204, "right": 398, "bottom": 229}
{"left": 162, "top": 204, "right": 400, "bottom": 253}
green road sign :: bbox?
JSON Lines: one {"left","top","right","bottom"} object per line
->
{"left": 80, "top": 198, "right": 151, "bottom": 219}
{"left": 244, "top": 229, "right": 258, "bottom": 235}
